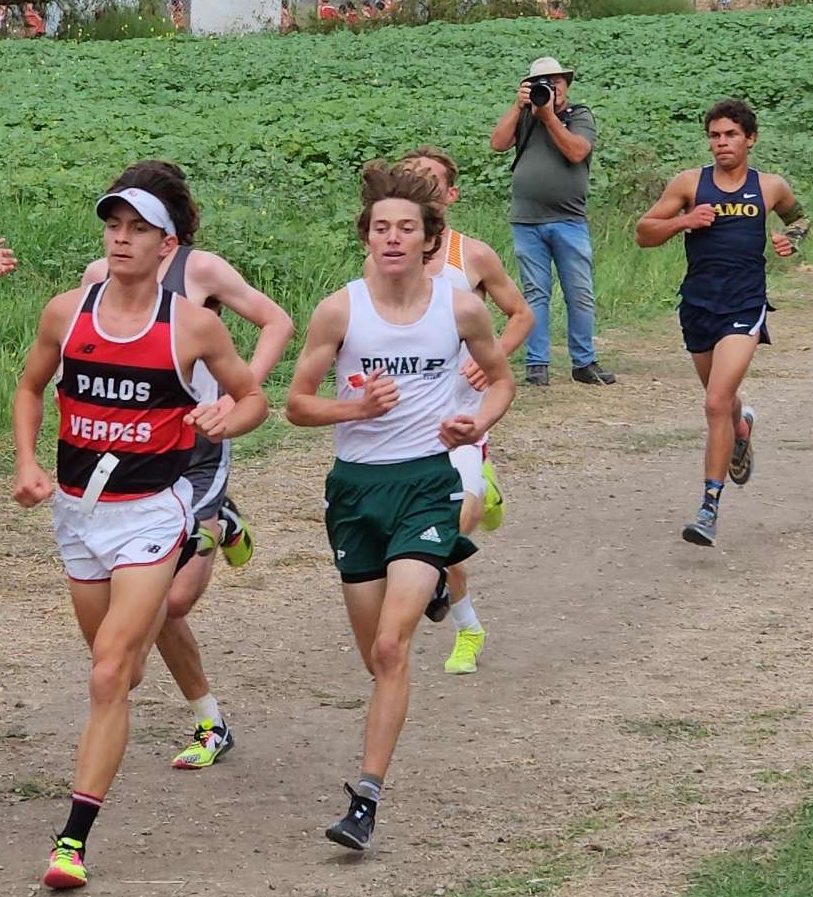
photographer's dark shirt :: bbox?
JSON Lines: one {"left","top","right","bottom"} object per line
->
{"left": 510, "top": 105, "right": 596, "bottom": 224}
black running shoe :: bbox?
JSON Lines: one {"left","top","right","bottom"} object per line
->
{"left": 424, "top": 569, "right": 450, "bottom": 622}
{"left": 325, "top": 783, "right": 376, "bottom": 850}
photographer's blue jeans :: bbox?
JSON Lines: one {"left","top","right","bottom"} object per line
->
{"left": 511, "top": 220, "right": 596, "bottom": 368}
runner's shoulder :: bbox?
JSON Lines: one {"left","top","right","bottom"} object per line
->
{"left": 40, "top": 287, "right": 87, "bottom": 338}
{"left": 82, "top": 256, "right": 107, "bottom": 285}
{"left": 454, "top": 231, "right": 502, "bottom": 286}
{"left": 673, "top": 167, "right": 703, "bottom": 192}
{"left": 312, "top": 287, "right": 351, "bottom": 342}
{"left": 756, "top": 171, "right": 792, "bottom": 203}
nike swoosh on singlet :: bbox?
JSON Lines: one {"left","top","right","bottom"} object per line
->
{"left": 743, "top": 193, "right": 758, "bottom": 199}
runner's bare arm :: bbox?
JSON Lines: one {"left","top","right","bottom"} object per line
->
{"left": 462, "top": 241, "right": 533, "bottom": 390}
{"left": 440, "top": 292, "right": 515, "bottom": 448}
{"left": 768, "top": 176, "right": 809, "bottom": 257}
{"left": 286, "top": 291, "right": 399, "bottom": 427}
{"left": 13, "top": 292, "right": 81, "bottom": 506}
{"left": 182, "top": 306, "right": 269, "bottom": 441}
{"left": 0, "top": 237, "right": 17, "bottom": 276}
{"left": 636, "top": 170, "right": 713, "bottom": 247}
{"left": 190, "top": 251, "right": 294, "bottom": 382}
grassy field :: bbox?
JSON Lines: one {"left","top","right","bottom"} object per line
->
{"left": 1, "top": 6, "right": 811, "bottom": 454}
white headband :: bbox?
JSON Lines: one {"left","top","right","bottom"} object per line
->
{"left": 95, "top": 187, "right": 177, "bottom": 236}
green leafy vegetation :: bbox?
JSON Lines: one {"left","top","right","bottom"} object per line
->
{"left": 569, "top": 0, "right": 693, "bottom": 17}
{"left": 1, "top": 7, "right": 811, "bottom": 451}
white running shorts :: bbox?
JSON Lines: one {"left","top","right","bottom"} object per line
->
{"left": 53, "top": 478, "right": 194, "bottom": 582}
{"left": 449, "top": 444, "right": 486, "bottom": 498}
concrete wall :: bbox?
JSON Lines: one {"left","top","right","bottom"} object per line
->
{"left": 189, "top": 0, "right": 281, "bottom": 33}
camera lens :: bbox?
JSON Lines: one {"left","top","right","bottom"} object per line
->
{"left": 529, "top": 81, "right": 552, "bottom": 107}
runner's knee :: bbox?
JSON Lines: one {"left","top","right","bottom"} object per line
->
{"left": 89, "top": 655, "right": 135, "bottom": 704}
{"left": 166, "top": 576, "right": 203, "bottom": 618}
{"left": 370, "top": 634, "right": 409, "bottom": 678}
{"left": 446, "top": 563, "right": 466, "bottom": 594}
{"left": 705, "top": 390, "right": 735, "bottom": 420}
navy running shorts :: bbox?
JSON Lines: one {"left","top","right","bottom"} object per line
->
{"left": 678, "top": 302, "right": 771, "bottom": 354}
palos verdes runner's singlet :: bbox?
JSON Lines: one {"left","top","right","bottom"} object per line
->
{"left": 680, "top": 166, "right": 768, "bottom": 314}
{"left": 56, "top": 281, "right": 198, "bottom": 500}
{"left": 440, "top": 230, "right": 484, "bottom": 420}
{"left": 334, "top": 276, "right": 461, "bottom": 464}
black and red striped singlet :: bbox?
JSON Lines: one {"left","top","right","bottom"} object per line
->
{"left": 56, "top": 281, "right": 198, "bottom": 501}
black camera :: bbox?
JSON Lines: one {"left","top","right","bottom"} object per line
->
{"left": 528, "top": 76, "right": 554, "bottom": 107}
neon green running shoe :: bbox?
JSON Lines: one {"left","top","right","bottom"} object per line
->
{"left": 444, "top": 628, "right": 486, "bottom": 675}
{"left": 192, "top": 521, "right": 218, "bottom": 557}
{"left": 480, "top": 460, "right": 505, "bottom": 532}
{"left": 172, "top": 718, "right": 234, "bottom": 769}
{"left": 42, "top": 837, "right": 87, "bottom": 890}
{"left": 218, "top": 497, "right": 254, "bottom": 567}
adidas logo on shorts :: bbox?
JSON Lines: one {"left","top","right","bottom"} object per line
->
{"left": 419, "top": 526, "right": 442, "bottom": 544}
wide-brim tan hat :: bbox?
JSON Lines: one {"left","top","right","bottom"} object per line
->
{"left": 528, "top": 56, "right": 574, "bottom": 84}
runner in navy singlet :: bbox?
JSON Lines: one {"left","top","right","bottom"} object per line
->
{"left": 636, "top": 99, "right": 808, "bottom": 547}
{"left": 82, "top": 161, "right": 294, "bottom": 770}
{"left": 13, "top": 188, "right": 268, "bottom": 888}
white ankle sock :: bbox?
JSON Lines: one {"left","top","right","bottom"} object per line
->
{"left": 450, "top": 595, "right": 483, "bottom": 632}
{"left": 189, "top": 693, "right": 222, "bottom": 726}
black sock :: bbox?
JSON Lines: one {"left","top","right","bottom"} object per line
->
{"left": 59, "top": 792, "right": 103, "bottom": 852}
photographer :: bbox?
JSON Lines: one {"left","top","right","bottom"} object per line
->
{"left": 491, "top": 57, "right": 615, "bottom": 386}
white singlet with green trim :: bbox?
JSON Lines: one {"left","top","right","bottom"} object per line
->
{"left": 334, "top": 276, "right": 461, "bottom": 464}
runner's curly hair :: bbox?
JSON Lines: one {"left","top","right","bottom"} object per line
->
{"left": 704, "top": 99, "right": 758, "bottom": 138}
{"left": 356, "top": 160, "right": 445, "bottom": 263}
{"left": 107, "top": 160, "right": 200, "bottom": 245}
{"left": 399, "top": 145, "right": 459, "bottom": 188}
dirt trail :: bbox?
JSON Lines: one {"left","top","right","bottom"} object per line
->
{"left": 4, "top": 283, "right": 813, "bottom": 897}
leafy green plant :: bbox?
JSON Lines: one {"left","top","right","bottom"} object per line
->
{"left": 569, "top": 0, "right": 693, "bottom": 16}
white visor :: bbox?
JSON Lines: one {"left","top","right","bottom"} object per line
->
{"left": 95, "top": 187, "right": 177, "bottom": 236}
